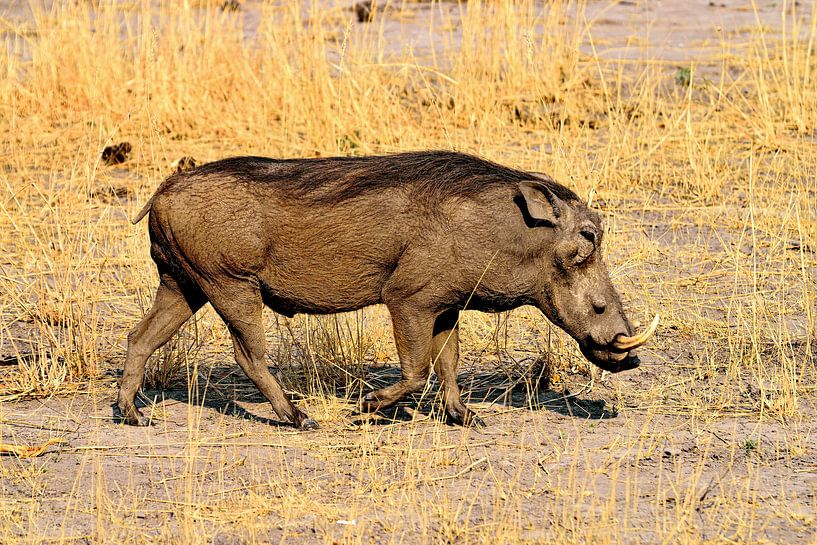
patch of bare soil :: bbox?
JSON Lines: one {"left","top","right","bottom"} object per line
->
{"left": 1, "top": 375, "right": 815, "bottom": 543}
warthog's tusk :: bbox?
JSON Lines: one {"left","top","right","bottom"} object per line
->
{"left": 612, "top": 315, "right": 660, "bottom": 351}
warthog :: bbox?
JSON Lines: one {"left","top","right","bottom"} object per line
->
{"left": 117, "top": 151, "right": 657, "bottom": 429}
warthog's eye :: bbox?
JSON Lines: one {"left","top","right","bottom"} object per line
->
{"left": 580, "top": 229, "right": 596, "bottom": 245}
{"left": 575, "top": 229, "right": 597, "bottom": 264}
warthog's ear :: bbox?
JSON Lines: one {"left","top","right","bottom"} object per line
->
{"left": 518, "top": 181, "right": 563, "bottom": 225}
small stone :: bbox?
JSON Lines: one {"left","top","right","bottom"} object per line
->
{"left": 172, "top": 156, "right": 197, "bottom": 173}
{"left": 355, "top": 1, "right": 374, "bottom": 23}
{"left": 663, "top": 447, "right": 681, "bottom": 459}
{"left": 101, "top": 142, "right": 132, "bottom": 165}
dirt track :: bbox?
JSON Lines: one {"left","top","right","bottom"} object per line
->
{"left": 3, "top": 370, "right": 816, "bottom": 543}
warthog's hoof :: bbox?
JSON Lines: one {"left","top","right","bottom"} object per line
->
{"left": 114, "top": 405, "right": 151, "bottom": 427}
{"left": 298, "top": 418, "right": 320, "bottom": 431}
{"left": 466, "top": 414, "right": 487, "bottom": 429}
{"left": 449, "top": 409, "right": 486, "bottom": 429}
{"left": 360, "top": 392, "right": 382, "bottom": 413}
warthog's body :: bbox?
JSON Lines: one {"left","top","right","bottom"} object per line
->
{"left": 117, "top": 151, "right": 641, "bottom": 428}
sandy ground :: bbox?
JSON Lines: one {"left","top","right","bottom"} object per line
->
{"left": 0, "top": 0, "right": 791, "bottom": 61}
{"left": 2, "top": 371, "right": 816, "bottom": 543}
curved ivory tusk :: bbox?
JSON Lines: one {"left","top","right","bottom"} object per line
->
{"left": 612, "top": 314, "right": 660, "bottom": 351}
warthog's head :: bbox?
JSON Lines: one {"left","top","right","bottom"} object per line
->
{"left": 518, "top": 180, "right": 657, "bottom": 373}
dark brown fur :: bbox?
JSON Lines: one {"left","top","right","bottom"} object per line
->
{"left": 118, "top": 151, "right": 638, "bottom": 429}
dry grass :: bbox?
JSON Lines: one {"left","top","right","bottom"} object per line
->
{"left": 0, "top": 0, "right": 815, "bottom": 543}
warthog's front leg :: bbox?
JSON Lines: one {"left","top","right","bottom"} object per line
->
{"left": 361, "top": 301, "right": 434, "bottom": 413}
{"left": 432, "top": 309, "right": 485, "bottom": 428}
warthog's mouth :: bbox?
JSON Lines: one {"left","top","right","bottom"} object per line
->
{"left": 580, "top": 315, "right": 660, "bottom": 373}
{"left": 581, "top": 345, "right": 641, "bottom": 373}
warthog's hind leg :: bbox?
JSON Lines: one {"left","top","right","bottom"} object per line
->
{"left": 116, "top": 277, "right": 206, "bottom": 426}
{"left": 206, "top": 279, "right": 319, "bottom": 430}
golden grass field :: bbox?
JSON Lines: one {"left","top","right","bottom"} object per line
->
{"left": 0, "top": 0, "right": 816, "bottom": 543}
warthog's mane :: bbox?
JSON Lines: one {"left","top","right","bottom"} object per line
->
{"left": 185, "top": 151, "right": 581, "bottom": 205}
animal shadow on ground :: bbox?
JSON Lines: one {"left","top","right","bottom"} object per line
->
{"left": 111, "top": 361, "right": 615, "bottom": 428}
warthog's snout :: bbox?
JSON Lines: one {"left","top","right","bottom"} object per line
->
{"left": 580, "top": 314, "right": 659, "bottom": 372}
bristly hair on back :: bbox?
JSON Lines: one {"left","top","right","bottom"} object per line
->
{"left": 175, "top": 150, "right": 581, "bottom": 205}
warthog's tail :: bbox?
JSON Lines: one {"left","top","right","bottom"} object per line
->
{"left": 132, "top": 174, "right": 179, "bottom": 224}
{"left": 131, "top": 196, "right": 156, "bottom": 224}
